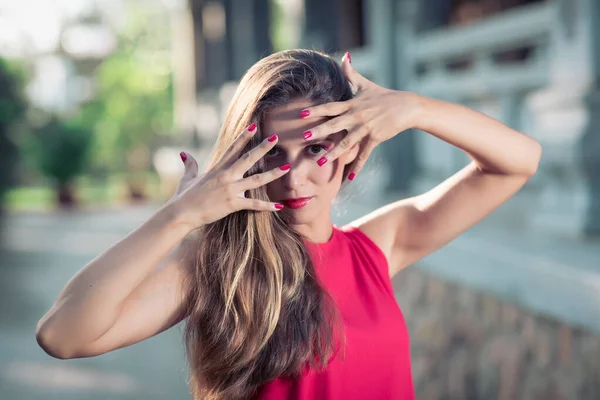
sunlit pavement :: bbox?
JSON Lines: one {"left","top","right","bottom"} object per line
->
{"left": 2, "top": 198, "right": 599, "bottom": 399}
{"left": 0, "top": 204, "right": 192, "bottom": 400}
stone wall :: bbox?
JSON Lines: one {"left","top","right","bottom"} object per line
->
{"left": 393, "top": 268, "right": 600, "bottom": 400}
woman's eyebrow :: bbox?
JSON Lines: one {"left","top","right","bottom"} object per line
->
{"left": 274, "top": 134, "right": 335, "bottom": 147}
{"left": 304, "top": 133, "right": 337, "bottom": 144}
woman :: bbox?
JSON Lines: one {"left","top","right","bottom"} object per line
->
{"left": 35, "top": 49, "right": 542, "bottom": 399}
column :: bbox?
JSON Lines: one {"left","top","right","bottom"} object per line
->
{"left": 377, "top": 0, "right": 421, "bottom": 194}
{"left": 579, "top": 0, "right": 600, "bottom": 236}
{"left": 226, "top": 0, "right": 272, "bottom": 80}
{"left": 302, "top": 0, "right": 340, "bottom": 52}
{"left": 190, "top": 0, "right": 229, "bottom": 91}
{"left": 171, "top": 0, "right": 198, "bottom": 143}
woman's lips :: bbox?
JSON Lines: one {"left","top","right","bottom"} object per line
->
{"left": 281, "top": 197, "right": 313, "bottom": 209}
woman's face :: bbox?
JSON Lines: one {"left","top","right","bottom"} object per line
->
{"left": 261, "top": 100, "right": 358, "bottom": 226}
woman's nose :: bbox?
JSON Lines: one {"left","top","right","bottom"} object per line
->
{"left": 282, "top": 159, "right": 309, "bottom": 190}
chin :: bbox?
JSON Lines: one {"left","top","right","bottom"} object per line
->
{"left": 282, "top": 209, "right": 317, "bottom": 224}
{"left": 283, "top": 210, "right": 311, "bottom": 222}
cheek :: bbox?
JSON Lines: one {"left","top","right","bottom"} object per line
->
{"left": 266, "top": 182, "right": 277, "bottom": 198}
{"left": 312, "top": 162, "right": 340, "bottom": 185}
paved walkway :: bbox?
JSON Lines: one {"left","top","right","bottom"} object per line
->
{"left": 1, "top": 193, "right": 599, "bottom": 399}
{"left": 0, "top": 205, "right": 191, "bottom": 400}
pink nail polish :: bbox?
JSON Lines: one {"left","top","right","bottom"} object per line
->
{"left": 317, "top": 157, "right": 327, "bottom": 167}
{"left": 248, "top": 123, "right": 257, "bottom": 132}
{"left": 180, "top": 152, "right": 187, "bottom": 163}
{"left": 279, "top": 163, "right": 291, "bottom": 171}
{"left": 302, "top": 131, "right": 312, "bottom": 140}
{"left": 348, "top": 172, "right": 356, "bottom": 181}
{"left": 275, "top": 203, "right": 284, "bottom": 210}
{"left": 268, "top": 134, "right": 278, "bottom": 142}
{"left": 345, "top": 52, "right": 351, "bottom": 64}
{"left": 300, "top": 109, "right": 310, "bottom": 118}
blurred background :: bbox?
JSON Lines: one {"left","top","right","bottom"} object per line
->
{"left": 1, "top": 0, "right": 599, "bottom": 398}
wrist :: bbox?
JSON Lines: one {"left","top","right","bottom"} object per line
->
{"left": 157, "top": 198, "right": 197, "bottom": 238}
{"left": 404, "top": 92, "right": 428, "bottom": 130}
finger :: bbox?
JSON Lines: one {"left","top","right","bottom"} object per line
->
{"left": 237, "top": 197, "right": 285, "bottom": 212}
{"left": 231, "top": 133, "right": 279, "bottom": 176}
{"left": 180, "top": 151, "right": 198, "bottom": 176}
{"left": 178, "top": 151, "right": 198, "bottom": 186}
{"left": 315, "top": 128, "right": 364, "bottom": 167}
{"left": 347, "top": 141, "right": 376, "bottom": 181}
{"left": 235, "top": 163, "right": 291, "bottom": 192}
{"left": 302, "top": 115, "right": 346, "bottom": 141}
{"left": 341, "top": 51, "right": 368, "bottom": 92}
{"left": 300, "top": 101, "right": 350, "bottom": 119}
{"left": 214, "top": 123, "right": 258, "bottom": 169}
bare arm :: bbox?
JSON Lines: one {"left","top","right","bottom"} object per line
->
{"left": 35, "top": 202, "right": 193, "bottom": 359}
{"left": 35, "top": 124, "right": 291, "bottom": 359}
{"left": 347, "top": 94, "right": 541, "bottom": 277}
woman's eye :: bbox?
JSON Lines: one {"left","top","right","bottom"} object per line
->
{"left": 307, "top": 145, "right": 327, "bottom": 156}
{"left": 265, "top": 144, "right": 328, "bottom": 159}
{"left": 265, "top": 148, "right": 279, "bottom": 157}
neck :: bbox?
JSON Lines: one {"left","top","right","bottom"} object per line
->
{"left": 291, "top": 218, "right": 334, "bottom": 244}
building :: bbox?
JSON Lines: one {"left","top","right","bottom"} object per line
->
{"left": 169, "top": 1, "right": 600, "bottom": 397}
{"left": 175, "top": 0, "right": 600, "bottom": 240}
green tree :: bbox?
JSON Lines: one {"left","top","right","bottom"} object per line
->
{"left": 23, "top": 113, "right": 95, "bottom": 208}
{"left": 87, "top": 6, "right": 174, "bottom": 199}
{"left": 0, "top": 58, "right": 28, "bottom": 215}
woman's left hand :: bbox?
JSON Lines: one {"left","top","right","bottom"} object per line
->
{"left": 300, "top": 52, "right": 422, "bottom": 180}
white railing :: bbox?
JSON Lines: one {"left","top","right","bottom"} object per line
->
{"left": 410, "top": 1, "right": 555, "bottom": 99}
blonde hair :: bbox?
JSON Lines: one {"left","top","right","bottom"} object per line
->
{"left": 181, "top": 49, "right": 354, "bottom": 399}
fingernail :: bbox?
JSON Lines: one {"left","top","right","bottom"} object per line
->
{"left": 180, "top": 152, "right": 187, "bottom": 163}
{"left": 279, "top": 163, "right": 291, "bottom": 171}
{"left": 275, "top": 203, "right": 284, "bottom": 210}
{"left": 348, "top": 172, "right": 356, "bottom": 181}
{"left": 268, "top": 134, "right": 278, "bottom": 142}
{"left": 248, "top": 123, "right": 257, "bottom": 132}
{"left": 302, "top": 131, "right": 312, "bottom": 140}
{"left": 300, "top": 109, "right": 310, "bottom": 118}
{"left": 317, "top": 157, "right": 327, "bottom": 167}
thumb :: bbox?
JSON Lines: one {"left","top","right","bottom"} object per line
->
{"left": 179, "top": 151, "right": 198, "bottom": 188}
{"left": 341, "top": 52, "right": 367, "bottom": 92}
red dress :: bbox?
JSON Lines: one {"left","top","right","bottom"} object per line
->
{"left": 256, "top": 224, "right": 415, "bottom": 400}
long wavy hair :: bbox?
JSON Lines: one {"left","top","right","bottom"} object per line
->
{"left": 181, "top": 49, "right": 354, "bottom": 399}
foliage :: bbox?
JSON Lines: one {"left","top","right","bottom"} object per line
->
{"left": 1, "top": 4, "right": 175, "bottom": 210}
{"left": 23, "top": 113, "right": 95, "bottom": 186}
{"left": 0, "top": 57, "right": 28, "bottom": 211}
{"left": 86, "top": 6, "right": 174, "bottom": 177}
{"left": 270, "top": 0, "right": 287, "bottom": 51}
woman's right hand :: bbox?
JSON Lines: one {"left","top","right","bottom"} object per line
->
{"left": 170, "top": 123, "right": 290, "bottom": 231}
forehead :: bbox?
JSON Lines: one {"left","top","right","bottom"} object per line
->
{"left": 261, "top": 100, "right": 343, "bottom": 143}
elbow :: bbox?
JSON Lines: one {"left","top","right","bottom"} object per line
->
{"left": 529, "top": 140, "right": 542, "bottom": 176}
{"left": 35, "top": 320, "right": 77, "bottom": 360}
{"left": 522, "top": 139, "right": 542, "bottom": 177}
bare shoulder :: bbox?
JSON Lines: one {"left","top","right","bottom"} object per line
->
{"left": 344, "top": 197, "right": 422, "bottom": 278}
